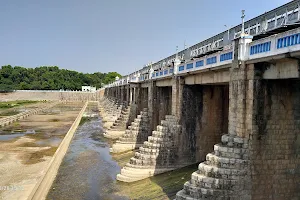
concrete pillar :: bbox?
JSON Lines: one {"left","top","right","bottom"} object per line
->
{"left": 171, "top": 76, "right": 184, "bottom": 119}
{"left": 134, "top": 84, "right": 141, "bottom": 111}
{"left": 228, "top": 36, "right": 254, "bottom": 138}
{"left": 129, "top": 87, "right": 133, "bottom": 104}
{"left": 126, "top": 85, "right": 130, "bottom": 104}
{"left": 117, "top": 87, "right": 120, "bottom": 101}
{"left": 132, "top": 87, "right": 136, "bottom": 103}
{"left": 148, "top": 80, "right": 157, "bottom": 131}
{"left": 120, "top": 86, "right": 124, "bottom": 103}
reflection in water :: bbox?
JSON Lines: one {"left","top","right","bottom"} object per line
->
{"left": 47, "top": 114, "right": 128, "bottom": 200}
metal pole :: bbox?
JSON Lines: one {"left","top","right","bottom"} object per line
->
{"left": 241, "top": 10, "right": 246, "bottom": 35}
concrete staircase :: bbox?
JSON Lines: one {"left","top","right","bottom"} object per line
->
{"left": 110, "top": 108, "right": 150, "bottom": 153}
{"left": 103, "top": 105, "right": 131, "bottom": 139}
{"left": 116, "top": 115, "right": 183, "bottom": 182}
{"left": 98, "top": 98, "right": 124, "bottom": 129}
{"left": 0, "top": 101, "right": 59, "bottom": 127}
{"left": 176, "top": 134, "right": 249, "bottom": 200}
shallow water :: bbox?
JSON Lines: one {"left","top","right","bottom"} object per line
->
{"left": 36, "top": 137, "right": 61, "bottom": 146}
{"left": 0, "top": 130, "right": 36, "bottom": 141}
{"left": 47, "top": 112, "right": 128, "bottom": 200}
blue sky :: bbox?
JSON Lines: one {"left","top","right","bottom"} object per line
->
{"left": 0, "top": 0, "right": 288, "bottom": 75}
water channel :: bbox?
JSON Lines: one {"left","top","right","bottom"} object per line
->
{"left": 47, "top": 106, "right": 129, "bottom": 200}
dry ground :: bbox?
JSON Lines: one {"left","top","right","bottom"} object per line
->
{"left": 0, "top": 102, "right": 84, "bottom": 200}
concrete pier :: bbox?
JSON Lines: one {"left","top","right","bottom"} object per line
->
{"left": 100, "top": 27, "right": 300, "bottom": 199}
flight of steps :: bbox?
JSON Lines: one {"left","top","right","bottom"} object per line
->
{"left": 109, "top": 105, "right": 130, "bottom": 130}
{"left": 98, "top": 98, "right": 123, "bottom": 127}
{"left": 0, "top": 101, "right": 59, "bottom": 127}
{"left": 110, "top": 108, "right": 150, "bottom": 153}
{"left": 116, "top": 115, "right": 183, "bottom": 182}
{"left": 103, "top": 104, "right": 131, "bottom": 139}
{"left": 176, "top": 134, "right": 250, "bottom": 200}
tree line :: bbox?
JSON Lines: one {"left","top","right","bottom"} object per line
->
{"left": 0, "top": 65, "right": 121, "bottom": 91}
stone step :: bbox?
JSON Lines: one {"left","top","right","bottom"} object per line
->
{"left": 122, "top": 130, "right": 139, "bottom": 137}
{"left": 144, "top": 141, "right": 162, "bottom": 148}
{"left": 119, "top": 115, "right": 129, "bottom": 120}
{"left": 182, "top": 181, "right": 235, "bottom": 199}
{"left": 206, "top": 153, "right": 247, "bottom": 169}
{"left": 161, "top": 120, "right": 176, "bottom": 126}
{"left": 148, "top": 136, "right": 164, "bottom": 143}
{"left": 139, "top": 113, "right": 148, "bottom": 118}
{"left": 189, "top": 172, "right": 239, "bottom": 190}
{"left": 124, "top": 163, "right": 157, "bottom": 170}
{"left": 134, "top": 118, "right": 142, "bottom": 123}
{"left": 143, "top": 141, "right": 173, "bottom": 149}
{"left": 116, "top": 140, "right": 138, "bottom": 144}
{"left": 221, "top": 134, "right": 248, "bottom": 148}
{"left": 120, "top": 132, "right": 138, "bottom": 138}
{"left": 151, "top": 131, "right": 169, "bottom": 138}
{"left": 118, "top": 138, "right": 138, "bottom": 143}
{"left": 129, "top": 126, "right": 144, "bottom": 131}
{"left": 175, "top": 190, "right": 193, "bottom": 200}
{"left": 120, "top": 168, "right": 154, "bottom": 178}
{"left": 112, "top": 122, "right": 124, "bottom": 127}
{"left": 214, "top": 144, "right": 248, "bottom": 159}
{"left": 130, "top": 157, "right": 155, "bottom": 166}
{"left": 135, "top": 152, "right": 159, "bottom": 160}
{"left": 124, "top": 129, "right": 133, "bottom": 134}
{"left": 117, "top": 171, "right": 152, "bottom": 182}
{"left": 139, "top": 146, "right": 160, "bottom": 154}
{"left": 198, "top": 162, "right": 246, "bottom": 179}
{"left": 156, "top": 125, "right": 168, "bottom": 132}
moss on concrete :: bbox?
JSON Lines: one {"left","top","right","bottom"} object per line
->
{"left": 0, "top": 100, "right": 39, "bottom": 109}
{"left": 112, "top": 151, "right": 198, "bottom": 200}
{"left": 22, "top": 146, "right": 58, "bottom": 165}
{"left": 112, "top": 151, "right": 135, "bottom": 167}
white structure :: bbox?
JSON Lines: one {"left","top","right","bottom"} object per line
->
{"left": 82, "top": 86, "right": 96, "bottom": 92}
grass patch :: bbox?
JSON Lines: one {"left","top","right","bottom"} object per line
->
{"left": 79, "top": 117, "right": 90, "bottom": 126}
{"left": 19, "top": 142, "right": 40, "bottom": 147}
{"left": 48, "top": 118, "right": 60, "bottom": 122}
{"left": 112, "top": 150, "right": 135, "bottom": 167}
{"left": 12, "top": 122, "right": 21, "bottom": 127}
{"left": 26, "top": 132, "right": 48, "bottom": 140}
{"left": 22, "top": 146, "right": 58, "bottom": 165}
{"left": 113, "top": 152, "right": 198, "bottom": 200}
{"left": 0, "top": 100, "right": 39, "bottom": 109}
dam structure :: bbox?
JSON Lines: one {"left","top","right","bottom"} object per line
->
{"left": 101, "top": 1, "right": 300, "bottom": 199}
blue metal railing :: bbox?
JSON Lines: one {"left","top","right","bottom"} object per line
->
{"left": 250, "top": 41, "right": 271, "bottom": 55}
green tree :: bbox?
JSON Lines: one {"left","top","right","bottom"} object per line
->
{"left": 0, "top": 65, "right": 121, "bottom": 91}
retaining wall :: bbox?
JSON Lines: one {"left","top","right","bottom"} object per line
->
{"left": 0, "top": 102, "right": 58, "bottom": 127}
{"left": 27, "top": 101, "right": 88, "bottom": 200}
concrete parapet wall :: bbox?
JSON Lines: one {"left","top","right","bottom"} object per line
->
{"left": 27, "top": 101, "right": 88, "bottom": 200}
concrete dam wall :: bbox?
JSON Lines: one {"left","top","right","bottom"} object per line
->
{"left": 0, "top": 90, "right": 99, "bottom": 101}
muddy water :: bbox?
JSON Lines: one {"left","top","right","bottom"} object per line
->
{"left": 47, "top": 114, "right": 128, "bottom": 200}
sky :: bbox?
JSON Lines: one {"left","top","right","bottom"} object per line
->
{"left": 0, "top": 0, "right": 289, "bottom": 75}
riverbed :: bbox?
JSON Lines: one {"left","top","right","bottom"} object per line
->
{"left": 47, "top": 106, "right": 128, "bottom": 200}
{"left": 47, "top": 103, "right": 197, "bottom": 200}
{"left": 0, "top": 102, "right": 84, "bottom": 200}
